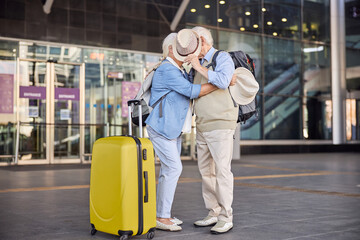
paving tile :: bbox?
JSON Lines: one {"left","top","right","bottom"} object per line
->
{"left": 0, "top": 153, "right": 359, "bottom": 239}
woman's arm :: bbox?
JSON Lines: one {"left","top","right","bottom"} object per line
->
{"left": 199, "top": 83, "right": 218, "bottom": 97}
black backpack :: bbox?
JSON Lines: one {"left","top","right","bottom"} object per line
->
{"left": 206, "top": 50, "right": 258, "bottom": 124}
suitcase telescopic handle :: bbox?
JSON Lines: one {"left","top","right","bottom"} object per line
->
{"left": 127, "top": 100, "right": 143, "bottom": 138}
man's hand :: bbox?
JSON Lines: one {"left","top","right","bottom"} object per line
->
{"left": 184, "top": 54, "right": 201, "bottom": 71}
{"left": 229, "top": 74, "right": 237, "bottom": 86}
{"left": 184, "top": 54, "right": 209, "bottom": 79}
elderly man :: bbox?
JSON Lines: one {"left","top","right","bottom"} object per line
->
{"left": 184, "top": 26, "right": 237, "bottom": 234}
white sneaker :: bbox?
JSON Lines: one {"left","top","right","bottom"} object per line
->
{"left": 156, "top": 220, "right": 182, "bottom": 231}
{"left": 194, "top": 215, "right": 218, "bottom": 227}
{"left": 170, "top": 217, "right": 183, "bottom": 225}
{"left": 210, "top": 220, "right": 233, "bottom": 234}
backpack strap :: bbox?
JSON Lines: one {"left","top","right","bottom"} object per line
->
{"left": 205, "top": 50, "right": 223, "bottom": 70}
{"left": 227, "top": 88, "right": 238, "bottom": 107}
{"left": 150, "top": 91, "right": 171, "bottom": 118}
{"left": 148, "top": 60, "right": 173, "bottom": 118}
{"left": 205, "top": 50, "right": 237, "bottom": 108}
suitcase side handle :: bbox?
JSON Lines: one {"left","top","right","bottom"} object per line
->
{"left": 144, "top": 171, "right": 149, "bottom": 203}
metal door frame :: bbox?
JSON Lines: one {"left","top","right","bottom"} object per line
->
{"left": 16, "top": 58, "right": 85, "bottom": 165}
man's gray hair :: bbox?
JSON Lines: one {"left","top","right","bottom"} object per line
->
{"left": 162, "top": 33, "right": 177, "bottom": 59}
{"left": 192, "top": 26, "right": 213, "bottom": 46}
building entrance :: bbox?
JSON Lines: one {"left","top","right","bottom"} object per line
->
{"left": 16, "top": 59, "right": 85, "bottom": 164}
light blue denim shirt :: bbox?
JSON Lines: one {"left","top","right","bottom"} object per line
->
{"left": 145, "top": 59, "right": 201, "bottom": 140}
{"left": 202, "top": 47, "right": 235, "bottom": 89}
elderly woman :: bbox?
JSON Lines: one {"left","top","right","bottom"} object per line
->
{"left": 146, "top": 30, "right": 218, "bottom": 231}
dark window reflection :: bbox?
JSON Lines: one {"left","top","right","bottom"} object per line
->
{"left": 264, "top": 1, "right": 301, "bottom": 39}
{"left": 303, "top": 43, "right": 331, "bottom": 97}
{"left": 241, "top": 95, "right": 262, "bottom": 140}
{"left": 264, "top": 96, "right": 301, "bottom": 139}
{"left": 264, "top": 37, "right": 301, "bottom": 96}
{"left": 346, "top": 48, "right": 360, "bottom": 91}
{"left": 304, "top": 97, "right": 332, "bottom": 140}
{"left": 303, "top": 0, "right": 330, "bottom": 42}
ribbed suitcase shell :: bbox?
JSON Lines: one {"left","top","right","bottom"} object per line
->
{"left": 90, "top": 136, "right": 156, "bottom": 238}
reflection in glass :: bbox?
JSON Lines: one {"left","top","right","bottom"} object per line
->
{"left": 263, "top": 38, "right": 301, "bottom": 96}
{"left": 264, "top": 96, "right": 301, "bottom": 139}
{"left": 264, "top": 1, "right": 301, "bottom": 39}
{"left": 346, "top": 48, "right": 360, "bottom": 91}
{"left": 303, "top": 0, "right": 330, "bottom": 42}
{"left": 0, "top": 124, "right": 16, "bottom": 160}
{"left": 83, "top": 47, "right": 160, "bottom": 154}
{"left": 185, "top": 0, "right": 218, "bottom": 27}
{"left": 303, "top": 43, "right": 331, "bottom": 98}
{"left": 346, "top": 99, "right": 359, "bottom": 141}
{"left": 241, "top": 95, "right": 262, "bottom": 140}
{"left": 0, "top": 59, "right": 16, "bottom": 159}
{"left": 19, "top": 42, "right": 82, "bottom": 63}
{"left": 54, "top": 64, "right": 80, "bottom": 159}
{"left": 225, "top": 0, "right": 261, "bottom": 34}
{"left": 18, "top": 61, "right": 47, "bottom": 160}
{"left": 218, "top": 30, "right": 262, "bottom": 87}
{"left": 304, "top": 97, "right": 332, "bottom": 140}
{"left": 19, "top": 123, "right": 46, "bottom": 160}
{"left": 346, "top": 0, "right": 360, "bottom": 50}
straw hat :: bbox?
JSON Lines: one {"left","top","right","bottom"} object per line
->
{"left": 172, "top": 29, "right": 202, "bottom": 62}
{"left": 229, "top": 67, "right": 259, "bottom": 105}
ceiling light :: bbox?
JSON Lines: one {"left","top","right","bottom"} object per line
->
{"left": 253, "top": 24, "right": 259, "bottom": 28}
{"left": 219, "top": 1, "right": 226, "bottom": 4}
{"left": 205, "top": 5, "right": 210, "bottom": 8}
{"left": 190, "top": 8, "right": 196, "bottom": 13}
{"left": 273, "top": 32, "right": 278, "bottom": 36}
{"left": 303, "top": 46, "right": 324, "bottom": 53}
{"left": 245, "top": 12, "right": 251, "bottom": 16}
{"left": 262, "top": 8, "right": 266, "bottom": 12}
{"left": 218, "top": 18, "right": 223, "bottom": 23}
{"left": 240, "top": 27, "right": 245, "bottom": 31}
{"left": 267, "top": 21, "right": 272, "bottom": 25}
{"left": 282, "top": 18, "right": 287, "bottom": 22}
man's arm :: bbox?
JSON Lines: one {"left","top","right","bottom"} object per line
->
{"left": 199, "top": 83, "right": 218, "bottom": 97}
{"left": 184, "top": 52, "right": 235, "bottom": 89}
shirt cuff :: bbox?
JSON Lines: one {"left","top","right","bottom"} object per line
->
{"left": 207, "top": 70, "right": 217, "bottom": 85}
{"left": 190, "top": 84, "right": 201, "bottom": 99}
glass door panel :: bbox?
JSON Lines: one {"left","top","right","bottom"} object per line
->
{"left": 18, "top": 60, "right": 48, "bottom": 162}
{"left": 53, "top": 63, "right": 81, "bottom": 160}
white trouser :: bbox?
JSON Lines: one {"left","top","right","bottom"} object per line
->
{"left": 147, "top": 126, "right": 182, "bottom": 218}
{"left": 196, "top": 129, "right": 235, "bottom": 223}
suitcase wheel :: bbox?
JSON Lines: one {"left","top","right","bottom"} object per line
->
{"left": 119, "top": 235, "right": 129, "bottom": 240}
{"left": 90, "top": 224, "right": 97, "bottom": 235}
{"left": 147, "top": 231, "right": 155, "bottom": 239}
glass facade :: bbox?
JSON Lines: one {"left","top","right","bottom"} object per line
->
{"left": 0, "top": 39, "right": 163, "bottom": 163}
{"left": 345, "top": 0, "right": 360, "bottom": 140}
{"left": 184, "top": 0, "right": 359, "bottom": 141}
{"left": 1, "top": 0, "right": 360, "bottom": 163}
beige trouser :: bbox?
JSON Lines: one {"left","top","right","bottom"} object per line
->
{"left": 196, "top": 129, "right": 235, "bottom": 223}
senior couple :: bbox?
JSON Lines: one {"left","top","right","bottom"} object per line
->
{"left": 145, "top": 27, "right": 237, "bottom": 234}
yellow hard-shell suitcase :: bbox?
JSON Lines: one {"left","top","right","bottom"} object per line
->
{"left": 90, "top": 100, "right": 156, "bottom": 240}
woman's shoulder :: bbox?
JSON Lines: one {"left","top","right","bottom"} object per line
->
{"left": 157, "top": 60, "right": 174, "bottom": 70}
{"left": 157, "top": 61, "right": 182, "bottom": 76}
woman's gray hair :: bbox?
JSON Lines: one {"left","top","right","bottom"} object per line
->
{"left": 162, "top": 33, "right": 177, "bottom": 59}
{"left": 192, "top": 26, "right": 213, "bottom": 46}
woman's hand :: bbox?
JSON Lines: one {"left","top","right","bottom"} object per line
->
{"left": 184, "top": 54, "right": 201, "bottom": 70}
{"left": 184, "top": 54, "right": 209, "bottom": 79}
